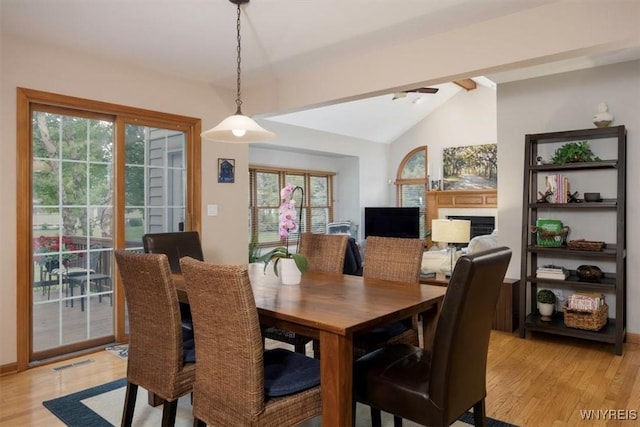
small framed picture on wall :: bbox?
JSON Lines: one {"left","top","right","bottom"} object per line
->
{"left": 218, "top": 158, "right": 235, "bottom": 183}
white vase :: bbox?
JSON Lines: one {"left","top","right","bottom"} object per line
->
{"left": 278, "top": 258, "right": 302, "bottom": 285}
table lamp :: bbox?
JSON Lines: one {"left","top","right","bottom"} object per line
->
{"left": 431, "top": 219, "right": 471, "bottom": 277}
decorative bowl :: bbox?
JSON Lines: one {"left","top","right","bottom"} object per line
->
{"left": 583, "top": 192, "right": 601, "bottom": 202}
{"left": 576, "top": 265, "right": 603, "bottom": 282}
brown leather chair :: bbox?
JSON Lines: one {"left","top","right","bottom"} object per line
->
{"left": 114, "top": 251, "right": 195, "bottom": 427}
{"left": 142, "top": 231, "right": 204, "bottom": 341}
{"left": 142, "top": 231, "right": 204, "bottom": 273}
{"left": 353, "top": 247, "right": 512, "bottom": 427}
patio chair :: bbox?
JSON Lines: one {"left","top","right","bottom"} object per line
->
{"left": 65, "top": 244, "right": 112, "bottom": 311}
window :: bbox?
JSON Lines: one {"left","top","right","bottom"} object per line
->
{"left": 249, "top": 167, "right": 334, "bottom": 246}
{"left": 396, "top": 146, "right": 429, "bottom": 238}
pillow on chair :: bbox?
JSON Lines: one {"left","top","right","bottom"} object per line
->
{"left": 263, "top": 348, "right": 321, "bottom": 397}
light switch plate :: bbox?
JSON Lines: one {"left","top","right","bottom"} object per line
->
{"left": 207, "top": 204, "right": 218, "bottom": 216}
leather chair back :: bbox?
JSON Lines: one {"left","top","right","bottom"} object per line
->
{"left": 428, "top": 247, "right": 512, "bottom": 421}
{"left": 343, "top": 237, "right": 363, "bottom": 276}
{"left": 142, "top": 231, "right": 204, "bottom": 273}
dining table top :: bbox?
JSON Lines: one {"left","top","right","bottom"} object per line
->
{"left": 172, "top": 269, "right": 446, "bottom": 337}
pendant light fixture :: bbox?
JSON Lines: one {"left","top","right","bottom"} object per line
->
{"left": 201, "top": 0, "right": 276, "bottom": 143}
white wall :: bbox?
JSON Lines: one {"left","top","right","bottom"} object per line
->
{"left": 0, "top": 35, "right": 254, "bottom": 366}
{"left": 498, "top": 60, "right": 640, "bottom": 333}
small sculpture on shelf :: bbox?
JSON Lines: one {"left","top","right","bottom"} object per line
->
{"left": 593, "top": 102, "right": 614, "bottom": 128}
{"left": 536, "top": 190, "right": 554, "bottom": 203}
{"left": 567, "top": 191, "right": 581, "bottom": 203}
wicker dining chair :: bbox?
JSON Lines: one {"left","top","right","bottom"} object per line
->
{"left": 114, "top": 250, "right": 195, "bottom": 427}
{"left": 179, "top": 258, "right": 322, "bottom": 427}
{"left": 263, "top": 233, "right": 348, "bottom": 356}
{"left": 353, "top": 235, "right": 426, "bottom": 359}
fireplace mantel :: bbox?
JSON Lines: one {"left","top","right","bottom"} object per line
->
{"left": 426, "top": 189, "right": 497, "bottom": 245}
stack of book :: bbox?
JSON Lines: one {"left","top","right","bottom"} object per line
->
{"left": 536, "top": 265, "right": 569, "bottom": 280}
{"left": 544, "top": 174, "right": 570, "bottom": 203}
{"left": 567, "top": 292, "right": 604, "bottom": 311}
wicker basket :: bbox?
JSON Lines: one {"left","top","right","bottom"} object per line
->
{"left": 530, "top": 225, "right": 570, "bottom": 247}
{"left": 567, "top": 240, "right": 605, "bottom": 251}
{"left": 563, "top": 303, "right": 607, "bottom": 331}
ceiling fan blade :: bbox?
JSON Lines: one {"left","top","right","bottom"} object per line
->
{"left": 410, "top": 87, "right": 439, "bottom": 94}
{"left": 391, "top": 87, "right": 439, "bottom": 100}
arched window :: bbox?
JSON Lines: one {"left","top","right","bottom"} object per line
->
{"left": 396, "top": 146, "right": 429, "bottom": 238}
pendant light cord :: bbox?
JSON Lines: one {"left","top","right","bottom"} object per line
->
{"left": 235, "top": 1, "right": 243, "bottom": 115}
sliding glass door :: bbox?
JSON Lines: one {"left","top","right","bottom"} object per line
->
{"left": 18, "top": 88, "right": 200, "bottom": 367}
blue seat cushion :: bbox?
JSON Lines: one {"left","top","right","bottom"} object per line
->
{"left": 263, "top": 348, "right": 320, "bottom": 397}
{"left": 183, "top": 338, "right": 195, "bottom": 363}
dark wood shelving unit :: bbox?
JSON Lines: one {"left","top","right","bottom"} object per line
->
{"left": 519, "top": 125, "right": 627, "bottom": 355}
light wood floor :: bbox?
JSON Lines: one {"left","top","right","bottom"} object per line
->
{"left": 1, "top": 331, "right": 639, "bottom": 427}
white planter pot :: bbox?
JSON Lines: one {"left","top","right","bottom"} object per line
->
{"left": 538, "top": 302, "right": 554, "bottom": 318}
{"left": 248, "top": 262, "right": 279, "bottom": 285}
{"left": 278, "top": 258, "right": 302, "bottom": 285}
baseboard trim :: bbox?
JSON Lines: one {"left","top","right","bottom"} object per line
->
{"left": 626, "top": 332, "right": 640, "bottom": 345}
{"left": 0, "top": 362, "right": 18, "bottom": 376}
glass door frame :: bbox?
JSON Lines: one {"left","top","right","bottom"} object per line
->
{"left": 16, "top": 88, "right": 201, "bottom": 371}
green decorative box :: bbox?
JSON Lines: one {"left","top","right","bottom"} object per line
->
{"left": 533, "top": 219, "right": 568, "bottom": 247}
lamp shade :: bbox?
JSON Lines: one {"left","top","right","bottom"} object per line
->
{"left": 431, "top": 219, "right": 471, "bottom": 243}
{"left": 201, "top": 114, "right": 276, "bottom": 143}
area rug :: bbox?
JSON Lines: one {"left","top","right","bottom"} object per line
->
{"left": 104, "top": 344, "right": 128, "bottom": 359}
{"left": 43, "top": 379, "right": 517, "bottom": 427}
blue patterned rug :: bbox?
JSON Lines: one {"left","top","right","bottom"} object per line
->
{"left": 43, "top": 378, "right": 517, "bottom": 426}
{"left": 104, "top": 344, "right": 128, "bottom": 359}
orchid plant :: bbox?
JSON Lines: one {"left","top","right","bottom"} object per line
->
{"left": 257, "top": 183, "right": 308, "bottom": 275}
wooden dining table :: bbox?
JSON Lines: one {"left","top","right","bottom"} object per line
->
{"left": 172, "top": 270, "right": 446, "bottom": 427}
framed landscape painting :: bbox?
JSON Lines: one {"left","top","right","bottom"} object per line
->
{"left": 442, "top": 143, "right": 497, "bottom": 190}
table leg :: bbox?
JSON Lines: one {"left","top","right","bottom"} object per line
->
{"left": 319, "top": 330, "right": 353, "bottom": 427}
{"left": 420, "top": 300, "right": 442, "bottom": 350}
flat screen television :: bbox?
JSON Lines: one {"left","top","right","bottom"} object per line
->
{"left": 364, "top": 207, "right": 420, "bottom": 239}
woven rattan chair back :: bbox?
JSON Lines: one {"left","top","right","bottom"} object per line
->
{"left": 113, "top": 250, "right": 195, "bottom": 426}
{"left": 353, "top": 236, "right": 426, "bottom": 363}
{"left": 362, "top": 236, "right": 425, "bottom": 284}
{"left": 179, "top": 258, "right": 321, "bottom": 426}
{"left": 299, "top": 233, "right": 348, "bottom": 274}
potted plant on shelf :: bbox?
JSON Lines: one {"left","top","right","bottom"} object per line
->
{"left": 537, "top": 289, "right": 557, "bottom": 321}
{"left": 551, "top": 141, "right": 600, "bottom": 164}
{"left": 257, "top": 183, "right": 308, "bottom": 285}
